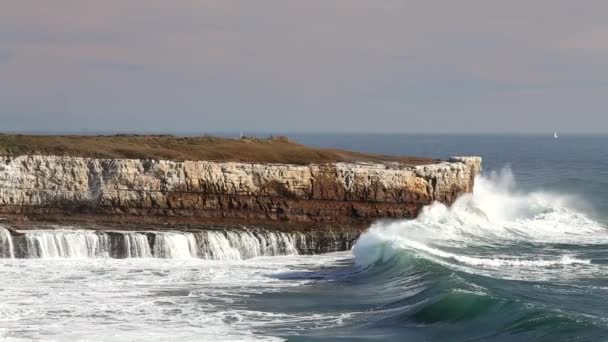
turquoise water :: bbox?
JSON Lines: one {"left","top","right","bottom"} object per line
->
{"left": 256, "top": 133, "right": 608, "bottom": 340}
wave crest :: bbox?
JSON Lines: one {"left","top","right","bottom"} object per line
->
{"left": 353, "top": 168, "right": 606, "bottom": 274}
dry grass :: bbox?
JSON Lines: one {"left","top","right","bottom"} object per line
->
{"left": 0, "top": 134, "right": 436, "bottom": 165}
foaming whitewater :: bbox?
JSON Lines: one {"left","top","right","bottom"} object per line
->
{"left": 327, "top": 169, "right": 608, "bottom": 340}
{"left": 354, "top": 168, "right": 607, "bottom": 278}
{"left": 0, "top": 228, "right": 309, "bottom": 260}
{"left": 123, "top": 233, "right": 153, "bottom": 258}
{"left": 0, "top": 227, "right": 354, "bottom": 341}
{"left": 154, "top": 233, "right": 198, "bottom": 258}
{"left": 24, "top": 230, "right": 109, "bottom": 258}
{"left": 3, "top": 136, "right": 608, "bottom": 341}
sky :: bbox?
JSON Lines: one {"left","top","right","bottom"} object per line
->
{"left": 1, "top": 1, "right": 608, "bottom": 134}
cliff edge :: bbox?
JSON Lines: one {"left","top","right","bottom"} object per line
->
{"left": 0, "top": 153, "right": 481, "bottom": 230}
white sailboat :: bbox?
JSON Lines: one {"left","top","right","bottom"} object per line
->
{"left": 554, "top": 131, "right": 558, "bottom": 139}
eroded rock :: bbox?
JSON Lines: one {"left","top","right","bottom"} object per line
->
{"left": 0, "top": 155, "right": 482, "bottom": 228}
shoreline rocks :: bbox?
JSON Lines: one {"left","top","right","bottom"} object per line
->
{"left": 0, "top": 155, "right": 482, "bottom": 230}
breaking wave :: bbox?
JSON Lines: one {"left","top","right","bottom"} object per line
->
{"left": 344, "top": 169, "right": 608, "bottom": 338}
{"left": 354, "top": 168, "right": 606, "bottom": 275}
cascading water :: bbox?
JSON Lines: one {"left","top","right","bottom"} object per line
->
{"left": 0, "top": 227, "right": 341, "bottom": 260}
{"left": 123, "top": 233, "right": 153, "bottom": 258}
{"left": 0, "top": 226, "right": 14, "bottom": 258}
{"left": 154, "top": 232, "right": 198, "bottom": 258}
{"left": 24, "top": 230, "right": 108, "bottom": 258}
{"left": 199, "top": 230, "right": 242, "bottom": 260}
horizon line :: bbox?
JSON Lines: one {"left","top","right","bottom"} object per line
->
{"left": 1, "top": 130, "right": 607, "bottom": 136}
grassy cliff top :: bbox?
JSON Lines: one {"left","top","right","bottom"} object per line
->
{"left": 0, "top": 134, "right": 436, "bottom": 165}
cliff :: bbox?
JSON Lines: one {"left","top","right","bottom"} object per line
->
{"left": 0, "top": 155, "right": 481, "bottom": 230}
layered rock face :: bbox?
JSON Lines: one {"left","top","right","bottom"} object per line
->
{"left": 0, "top": 155, "right": 481, "bottom": 229}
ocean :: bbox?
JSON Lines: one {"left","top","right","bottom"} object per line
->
{"left": 1, "top": 133, "right": 608, "bottom": 341}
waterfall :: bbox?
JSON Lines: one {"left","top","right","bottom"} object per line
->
{"left": 0, "top": 226, "right": 14, "bottom": 258}
{"left": 198, "top": 231, "right": 300, "bottom": 260}
{"left": 154, "top": 233, "right": 198, "bottom": 258}
{"left": 199, "top": 231, "right": 243, "bottom": 260}
{"left": 0, "top": 227, "right": 356, "bottom": 260}
{"left": 123, "top": 233, "right": 152, "bottom": 258}
{"left": 24, "top": 230, "right": 108, "bottom": 258}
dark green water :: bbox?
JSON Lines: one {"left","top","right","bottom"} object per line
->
{"left": 248, "top": 133, "right": 608, "bottom": 341}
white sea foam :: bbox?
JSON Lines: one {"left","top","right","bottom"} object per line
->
{"left": 354, "top": 168, "right": 607, "bottom": 276}
{"left": 0, "top": 253, "right": 349, "bottom": 341}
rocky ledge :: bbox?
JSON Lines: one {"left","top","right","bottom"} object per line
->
{"left": 0, "top": 155, "right": 481, "bottom": 232}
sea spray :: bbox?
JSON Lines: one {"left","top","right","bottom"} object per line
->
{"left": 353, "top": 168, "right": 605, "bottom": 276}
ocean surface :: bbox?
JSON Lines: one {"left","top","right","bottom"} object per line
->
{"left": 1, "top": 133, "right": 608, "bottom": 341}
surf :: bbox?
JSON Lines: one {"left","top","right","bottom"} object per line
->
{"left": 353, "top": 168, "right": 606, "bottom": 273}
{"left": 342, "top": 168, "right": 608, "bottom": 338}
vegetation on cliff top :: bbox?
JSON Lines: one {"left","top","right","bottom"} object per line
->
{"left": 0, "top": 134, "right": 435, "bottom": 165}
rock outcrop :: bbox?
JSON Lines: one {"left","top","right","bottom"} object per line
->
{"left": 0, "top": 155, "right": 481, "bottom": 229}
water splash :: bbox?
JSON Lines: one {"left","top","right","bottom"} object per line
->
{"left": 24, "top": 230, "right": 108, "bottom": 258}
{"left": 154, "top": 232, "right": 198, "bottom": 259}
{"left": 0, "top": 226, "right": 14, "bottom": 258}
{"left": 123, "top": 233, "right": 153, "bottom": 258}
{"left": 354, "top": 168, "right": 607, "bottom": 275}
{"left": 0, "top": 228, "right": 324, "bottom": 260}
